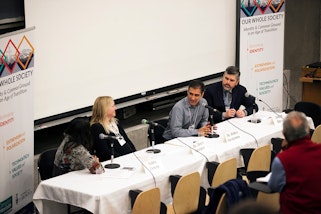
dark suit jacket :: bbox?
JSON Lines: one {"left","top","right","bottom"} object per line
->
{"left": 204, "top": 82, "right": 257, "bottom": 123}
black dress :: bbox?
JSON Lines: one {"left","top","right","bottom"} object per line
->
{"left": 91, "top": 123, "right": 136, "bottom": 162}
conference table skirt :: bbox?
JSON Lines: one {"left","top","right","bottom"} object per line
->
{"left": 33, "top": 144, "right": 206, "bottom": 214}
{"left": 33, "top": 111, "right": 315, "bottom": 214}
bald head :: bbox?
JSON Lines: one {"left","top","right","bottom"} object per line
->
{"left": 283, "top": 111, "right": 310, "bottom": 143}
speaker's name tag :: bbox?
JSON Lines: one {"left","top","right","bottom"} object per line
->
{"left": 191, "top": 140, "right": 206, "bottom": 154}
{"left": 271, "top": 116, "right": 283, "bottom": 126}
{"left": 144, "top": 157, "right": 164, "bottom": 172}
{"left": 225, "top": 130, "right": 240, "bottom": 143}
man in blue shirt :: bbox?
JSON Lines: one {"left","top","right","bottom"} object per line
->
{"left": 162, "top": 80, "right": 211, "bottom": 140}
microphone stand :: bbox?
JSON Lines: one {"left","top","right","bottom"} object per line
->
{"left": 248, "top": 103, "right": 261, "bottom": 124}
{"left": 207, "top": 113, "right": 219, "bottom": 138}
{"left": 146, "top": 125, "right": 161, "bottom": 153}
{"left": 104, "top": 141, "right": 120, "bottom": 169}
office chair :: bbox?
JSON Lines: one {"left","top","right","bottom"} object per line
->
{"left": 271, "top": 137, "right": 283, "bottom": 154}
{"left": 37, "top": 148, "right": 57, "bottom": 181}
{"left": 294, "top": 101, "right": 321, "bottom": 127}
{"left": 129, "top": 187, "right": 166, "bottom": 214}
{"left": 206, "top": 158, "right": 237, "bottom": 187}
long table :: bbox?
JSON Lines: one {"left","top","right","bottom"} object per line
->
{"left": 33, "top": 111, "right": 315, "bottom": 214}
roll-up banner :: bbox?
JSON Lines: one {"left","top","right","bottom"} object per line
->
{"left": 0, "top": 27, "right": 35, "bottom": 214}
{"left": 239, "top": 0, "right": 285, "bottom": 112}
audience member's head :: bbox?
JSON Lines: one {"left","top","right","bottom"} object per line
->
{"left": 283, "top": 111, "right": 310, "bottom": 143}
{"left": 228, "top": 199, "right": 277, "bottom": 214}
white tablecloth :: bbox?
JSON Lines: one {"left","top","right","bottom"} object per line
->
{"left": 33, "top": 111, "right": 315, "bottom": 214}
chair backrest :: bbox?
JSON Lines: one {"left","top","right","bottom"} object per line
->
{"left": 240, "top": 148, "right": 254, "bottom": 171}
{"left": 311, "top": 124, "right": 321, "bottom": 143}
{"left": 131, "top": 188, "right": 161, "bottom": 214}
{"left": 205, "top": 179, "right": 252, "bottom": 214}
{"left": 271, "top": 137, "right": 283, "bottom": 154}
{"left": 294, "top": 101, "right": 321, "bottom": 127}
{"left": 148, "top": 118, "right": 168, "bottom": 145}
{"left": 247, "top": 145, "right": 271, "bottom": 172}
{"left": 171, "top": 171, "right": 201, "bottom": 213}
{"left": 208, "top": 158, "right": 237, "bottom": 187}
{"left": 256, "top": 191, "right": 280, "bottom": 213}
{"left": 215, "top": 193, "right": 227, "bottom": 214}
{"left": 37, "top": 148, "right": 57, "bottom": 180}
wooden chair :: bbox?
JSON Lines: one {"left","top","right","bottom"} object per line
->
{"left": 311, "top": 124, "right": 321, "bottom": 143}
{"left": 129, "top": 187, "right": 163, "bottom": 214}
{"left": 241, "top": 145, "right": 272, "bottom": 183}
{"left": 205, "top": 179, "right": 252, "bottom": 214}
{"left": 215, "top": 193, "right": 227, "bottom": 214}
{"left": 206, "top": 158, "right": 237, "bottom": 187}
{"left": 248, "top": 182, "right": 280, "bottom": 213}
{"left": 167, "top": 171, "right": 203, "bottom": 214}
{"left": 256, "top": 191, "right": 280, "bottom": 213}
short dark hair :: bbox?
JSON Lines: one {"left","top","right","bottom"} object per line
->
{"left": 188, "top": 80, "right": 205, "bottom": 93}
{"left": 225, "top": 66, "right": 240, "bottom": 80}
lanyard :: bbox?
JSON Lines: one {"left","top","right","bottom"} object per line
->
{"left": 188, "top": 103, "right": 199, "bottom": 128}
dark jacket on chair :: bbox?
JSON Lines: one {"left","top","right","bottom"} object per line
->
{"left": 203, "top": 179, "right": 252, "bottom": 214}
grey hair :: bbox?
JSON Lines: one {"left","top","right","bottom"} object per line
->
{"left": 283, "top": 111, "right": 310, "bottom": 143}
{"left": 225, "top": 66, "right": 240, "bottom": 80}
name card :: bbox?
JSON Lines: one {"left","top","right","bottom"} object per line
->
{"left": 191, "top": 140, "right": 206, "bottom": 155}
{"left": 142, "top": 157, "right": 165, "bottom": 173}
{"left": 271, "top": 116, "right": 283, "bottom": 126}
{"left": 225, "top": 130, "right": 241, "bottom": 143}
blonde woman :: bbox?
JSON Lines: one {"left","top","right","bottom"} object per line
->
{"left": 90, "top": 96, "right": 136, "bottom": 162}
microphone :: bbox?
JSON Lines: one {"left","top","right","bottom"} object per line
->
{"left": 141, "top": 119, "right": 159, "bottom": 126}
{"left": 201, "top": 103, "right": 220, "bottom": 112}
{"left": 244, "top": 92, "right": 261, "bottom": 123}
{"left": 201, "top": 103, "right": 219, "bottom": 138}
{"left": 99, "top": 133, "right": 118, "bottom": 140}
{"left": 142, "top": 119, "right": 161, "bottom": 153}
{"left": 99, "top": 133, "right": 120, "bottom": 169}
{"left": 244, "top": 92, "right": 262, "bottom": 102}
{"left": 245, "top": 92, "right": 282, "bottom": 119}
